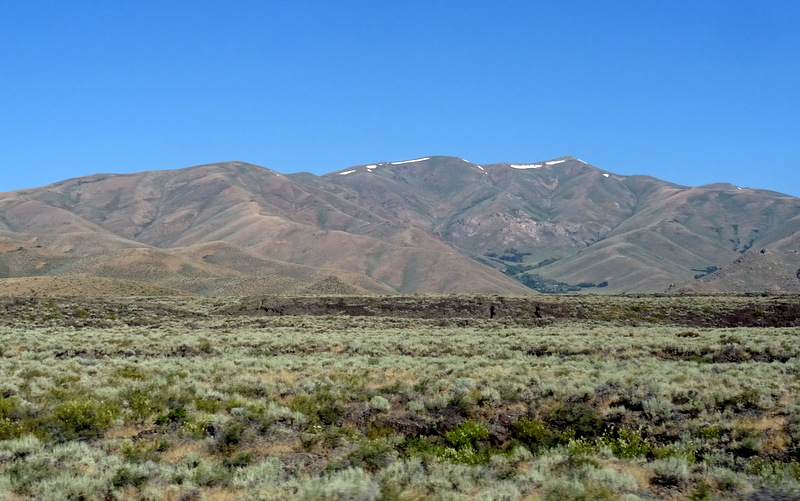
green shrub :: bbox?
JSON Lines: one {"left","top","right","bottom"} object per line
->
{"left": 194, "top": 397, "right": 222, "bottom": 413}
{"left": 745, "top": 456, "right": 800, "bottom": 482}
{"left": 197, "top": 338, "right": 214, "bottom": 354}
{"left": 193, "top": 461, "right": 230, "bottom": 487}
{"left": 0, "top": 397, "right": 24, "bottom": 440}
{"left": 432, "top": 420, "right": 493, "bottom": 465}
{"left": 0, "top": 417, "right": 22, "bottom": 441}
{"left": 223, "top": 451, "right": 253, "bottom": 469}
{"left": 347, "top": 438, "right": 397, "bottom": 472}
{"left": 123, "top": 389, "right": 160, "bottom": 422}
{"left": 181, "top": 415, "right": 216, "bottom": 438}
{"left": 120, "top": 437, "right": 169, "bottom": 463}
{"left": 301, "top": 425, "right": 358, "bottom": 451}
{"left": 652, "top": 442, "right": 696, "bottom": 464}
{"left": 215, "top": 422, "right": 246, "bottom": 454}
{"left": 290, "top": 393, "right": 344, "bottom": 425}
{"left": 366, "top": 422, "right": 394, "bottom": 439}
{"left": 0, "top": 396, "right": 19, "bottom": 419}
{"left": 435, "top": 445, "right": 485, "bottom": 465}
{"left": 400, "top": 436, "right": 437, "bottom": 458}
{"left": 721, "top": 389, "right": 763, "bottom": 411}
{"left": 445, "top": 419, "right": 489, "bottom": 449}
{"left": 49, "top": 399, "right": 120, "bottom": 441}
{"left": 601, "top": 427, "right": 651, "bottom": 458}
{"left": 549, "top": 403, "right": 605, "bottom": 439}
{"left": 566, "top": 427, "right": 651, "bottom": 459}
{"left": 699, "top": 425, "right": 722, "bottom": 440}
{"left": 112, "top": 466, "right": 148, "bottom": 488}
{"left": 155, "top": 406, "right": 187, "bottom": 425}
{"left": 566, "top": 437, "right": 600, "bottom": 456}
{"left": 510, "top": 418, "right": 558, "bottom": 452}
{"left": 115, "top": 366, "right": 146, "bottom": 380}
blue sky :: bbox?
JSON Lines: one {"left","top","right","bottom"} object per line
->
{"left": 2, "top": 1, "right": 799, "bottom": 196}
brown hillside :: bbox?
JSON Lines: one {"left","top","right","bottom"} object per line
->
{"left": 1, "top": 156, "right": 798, "bottom": 294}
{"left": 0, "top": 276, "right": 189, "bottom": 297}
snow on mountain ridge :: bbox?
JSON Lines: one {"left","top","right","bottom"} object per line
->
{"left": 390, "top": 158, "right": 430, "bottom": 165}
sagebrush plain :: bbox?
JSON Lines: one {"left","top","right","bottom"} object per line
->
{"left": 0, "top": 294, "right": 798, "bottom": 500}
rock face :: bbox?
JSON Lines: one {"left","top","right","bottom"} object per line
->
{"left": 1, "top": 156, "right": 799, "bottom": 294}
{"left": 220, "top": 295, "right": 800, "bottom": 328}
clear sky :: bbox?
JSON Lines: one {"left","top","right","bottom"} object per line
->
{"left": 2, "top": 1, "right": 799, "bottom": 196}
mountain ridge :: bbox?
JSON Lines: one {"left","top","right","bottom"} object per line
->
{"left": 1, "top": 155, "right": 798, "bottom": 295}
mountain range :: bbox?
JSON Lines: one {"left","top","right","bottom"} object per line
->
{"left": 1, "top": 156, "right": 798, "bottom": 296}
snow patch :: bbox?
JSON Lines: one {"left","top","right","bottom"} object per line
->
{"left": 603, "top": 173, "right": 610, "bottom": 178}
{"left": 390, "top": 157, "right": 430, "bottom": 165}
{"left": 738, "top": 187, "right": 742, "bottom": 190}
{"left": 477, "top": 165, "right": 484, "bottom": 171}
{"left": 365, "top": 165, "right": 377, "bottom": 170}
{"left": 339, "top": 170, "right": 356, "bottom": 176}
{"left": 545, "top": 160, "right": 566, "bottom": 165}
{"left": 510, "top": 164, "right": 543, "bottom": 169}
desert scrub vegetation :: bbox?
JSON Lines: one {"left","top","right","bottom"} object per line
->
{"left": 0, "top": 295, "right": 798, "bottom": 499}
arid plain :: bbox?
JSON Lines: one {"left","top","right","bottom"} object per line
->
{"left": 0, "top": 293, "right": 798, "bottom": 500}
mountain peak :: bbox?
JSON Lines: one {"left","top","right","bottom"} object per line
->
{"left": 326, "top": 155, "right": 590, "bottom": 177}
{"left": 2, "top": 155, "right": 799, "bottom": 295}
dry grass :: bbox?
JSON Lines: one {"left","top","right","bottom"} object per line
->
{"left": 160, "top": 442, "right": 207, "bottom": 465}
{"left": 0, "top": 276, "right": 188, "bottom": 297}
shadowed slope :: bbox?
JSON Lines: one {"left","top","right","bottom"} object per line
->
{"left": 322, "top": 156, "right": 800, "bottom": 292}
